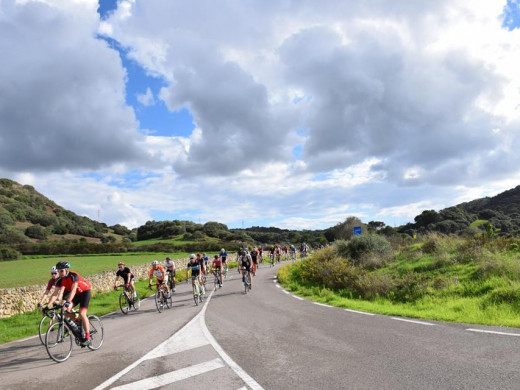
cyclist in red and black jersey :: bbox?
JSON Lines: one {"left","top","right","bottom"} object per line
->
{"left": 48, "top": 261, "right": 92, "bottom": 346}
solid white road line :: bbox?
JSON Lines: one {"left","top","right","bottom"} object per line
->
{"left": 313, "top": 302, "right": 333, "bottom": 308}
{"left": 466, "top": 329, "right": 520, "bottom": 337}
{"left": 200, "top": 291, "right": 265, "bottom": 390}
{"left": 345, "top": 309, "right": 375, "bottom": 316}
{"left": 283, "top": 290, "right": 290, "bottom": 295}
{"left": 391, "top": 317, "right": 434, "bottom": 326}
{"left": 109, "top": 358, "right": 225, "bottom": 390}
{"left": 291, "top": 295, "right": 304, "bottom": 301}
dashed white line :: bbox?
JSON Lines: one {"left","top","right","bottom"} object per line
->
{"left": 466, "top": 329, "right": 520, "bottom": 337}
{"left": 391, "top": 317, "right": 434, "bottom": 326}
{"left": 283, "top": 290, "right": 290, "bottom": 295}
{"left": 275, "top": 284, "right": 281, "bottom": 289}
{"left": 345, "top": 309, "right": 375, "bottom": 316}
{"left": 110, "top": 358, "right": 225, "bottom": 390}
{"left": 313, "top": 302, "right": 333, "bottom": 308}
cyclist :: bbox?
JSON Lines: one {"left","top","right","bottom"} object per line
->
{"left": 211, "top": 254, "right": 223, "bottom": 287}
{"left": 258, "top": 245, "right": 263, "bottom": 262}
{"left": 250, "top": 247, "right": 259, "bottom": 275}
{"left": 186, "top": 254, "right": 205, "bottom": 295}
{"left": 164, "top": 256, "right": 176, "bottom": 293}
{"left": 113, "top": 262, "right": 136, "bottom": 299}
{"left": 238, "top": 250, "right": 253, "bottom": 289}
{"left": 148, "top": 260, "right": 170, "bottom": 296}
{"left": 282, "top": 245, "right": 289, "bottom": 260}
{"left": 47, "top": 261, "right": 92, "bottom": 347}
{"left": 37, "top": 266, "right": 60, "bottom": 308}
{"left": 219, "top": 248, "right": 228, "bottom": 274}
{"left": 202, "top": 253, "right": 209, "bottom": 270}
{"left": 196, "top": 253, "right": 207, "bottom": 287}
{"left": 274, "top": 245, "right": 282, "bottom": 263}
{"left": 290, "top": 244, "right": 297, "bottom": 261}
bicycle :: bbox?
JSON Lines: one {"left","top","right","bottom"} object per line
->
{"left": 192, "top": 276, "right": 203, "bottom": 305}
{"left": 151, "top": 283, "right": 171, "bottom": 313}
{"left": 167, "top": 270, "right": 176, "bottom": 293}
{"left": 222, "top": 263, "right": 228, "bottom": 279}
{"left": 212, "top": 270, "right": 222, "bottom": 291}
{"left": 270, "top": 255, "right": 275, "bottom": 267}
{"left": 117, "top": 285, "right": 140, "bottom": 315}
{"left": 44, "top": 303, "right": 104, "bottom": 363}
{"left": 39, "top": 306, "right": 80, "bottom": 345}
{"left": 241, "top": 269, "right": 251, "bottom": 294}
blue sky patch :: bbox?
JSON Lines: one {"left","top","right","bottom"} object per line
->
{"left": 503, "top": 0, "right": 520, "bottom": 30}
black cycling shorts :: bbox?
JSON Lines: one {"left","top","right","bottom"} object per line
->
{"left": 72, "top": 290, "right": 91, "bottom": 309}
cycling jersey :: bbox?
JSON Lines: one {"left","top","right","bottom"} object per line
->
{"left": 55, "top": 271, "right": 91, "bottom": 293}
{"left": 150, "top": 265, "right": 167, "bottom": 282}
{"left": 164, "top": 261, "right": 175, "bottom": 272}
{"left": 187, "top": 261, "right": 201, "bottom": 277}
{"left": 239, "top": 255, "right": 251, "bottom": 270}
{"left": 116, "top": 267, "right": 134, "bottom": 283}
{"left": 46, "top": 278, "right": 56, "bottom": 292}
{"left": 251, "top": 251, "right": 258, "bottom": 263}
{"left": 212, "top": 258, "right": 222, "bottom": 269}
{"left": 220, "top": 252, "right": 228, "bottom": 263}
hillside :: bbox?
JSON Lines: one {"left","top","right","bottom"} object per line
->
{"left": 0, "top": 178, "right": 128, "bottom": 248}
{"left": 399, "top": 185, "right": 520, "bottom": 235}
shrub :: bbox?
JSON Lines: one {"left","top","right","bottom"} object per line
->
{"left": 336, "top": 235, "right": 391, "bottom": 267}
{"left": 25, "top": 224, "right": 47, "bottom": 240}
{"left": 0, "top": 245, "right": 21, "bottom": 261}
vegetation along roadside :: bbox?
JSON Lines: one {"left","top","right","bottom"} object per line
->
{"left": 277, "top": 233, "right": 520, "bottom": 328}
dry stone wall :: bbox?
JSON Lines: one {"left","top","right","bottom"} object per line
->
{"left": 0, "top": 257, "right": 196, "bottom": 319}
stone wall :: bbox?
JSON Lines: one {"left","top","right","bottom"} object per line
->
{"left": 0, "top": 257, "right": 195, "bottom": 319}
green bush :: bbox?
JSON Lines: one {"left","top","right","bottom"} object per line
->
{"left": 0, "top": 246, "right": 21, "bottom": 261}
{"left": 24, "top": 224, "right": 47, "bottom": 240}
{"left": 335, "top": 235, "right": 391, "bottom": 267}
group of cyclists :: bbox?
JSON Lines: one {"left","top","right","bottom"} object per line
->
{"left": 37, "top": 244, "right": 308, "bottom": 351}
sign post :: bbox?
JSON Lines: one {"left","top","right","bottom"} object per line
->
{"left": 353, "top": 226, "right": 362, "bottom": 236}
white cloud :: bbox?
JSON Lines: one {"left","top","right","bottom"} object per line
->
{"left": 1, "top": 0, "right": 520, "bottom": 230}
{"left": 136, "top": 87, "right": 155, "bottom": 106}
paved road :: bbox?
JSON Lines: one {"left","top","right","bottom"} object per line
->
{"left": 2, "top": 262, "right": 520, "bottom": 389}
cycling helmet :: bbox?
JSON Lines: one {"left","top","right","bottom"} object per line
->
{"left": 214, "top": 254, "right": 218, "bottom": 259}
{"left": 118, "top": 261, "right": 125, "bottom": 266}
{"left": 189, "top": 254, "right": 196, "bottom": 259}
{"left": 165, "top": 257, "right": 171, "bottom": 261}
{"left": 50, "top": 266, "right": 57, "bottom": 273}
{"left": 55, "top": 261, "right": 70, "bottom": 270}
{"left": 221, "top": 248, "right": 225, "bottom": 252}
{"left": 152, "top": 260, "right": 159, "bottom": 266}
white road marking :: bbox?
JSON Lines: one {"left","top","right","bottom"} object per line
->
{"left": 466, "top": 329, "right": 520, "bottom": 337}
{"left": 345, "top": 309, "right": 375, "bottom": 316}
{"left": 313, "top": 302, "right": 333, "bottom": 308}
{"left": 283, "top": 290, "right": 290, "bottom": 295}
{"left": 391, "top": 317, "right": 434, "bottom": 326}
{"left": 275, "top": 284, "right": 281, "bottom": 288}
{"left": 200, "top": 292, "right": 265, "bottom": 390}
{"left": 110, "top": 358, "right": 225, "bottom": 390}
{"left": 291, "top": 295, "right": 304, "bottom": 301}
{"left": 95, "top": 289, "right": 264, "bottom": 390}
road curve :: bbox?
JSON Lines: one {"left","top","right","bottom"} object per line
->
{"left": 2, "top": 262, "right": 520, "bottom": 389}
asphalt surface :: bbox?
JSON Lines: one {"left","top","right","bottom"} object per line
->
{"left": 2, "top": 261, "right": 520, "bottom": 389}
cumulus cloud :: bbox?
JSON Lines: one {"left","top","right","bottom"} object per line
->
{"left": 2, "top": 0, "right": 520, "bottom": 230}
{"left": 0, "top": 0, "right": 146, "bottom": 172}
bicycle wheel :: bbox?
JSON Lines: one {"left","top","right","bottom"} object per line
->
{"left": 39, "top": 314, "right": 54, "bottom": 345}
{"left": 214, "top": 275, "right": 218, "bottom": 291}
{"left": 155, "top": 290, "right": 164, "bottom": 313}
{"left": 87, "top": 315, "right": 104, "bottom": 350}
{"left": 193, "top": 284, "right": 199, "bottom": 306}
{"left": 45, "top": 322, "right": 72, "bottom": 362}
{"left": 132, "top": 293, "right": 141, "bottom": 310}
{"left": 119, "top": 293, "right": 130, "bottom": 315}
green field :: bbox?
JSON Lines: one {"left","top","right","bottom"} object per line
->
{"left": 0, "top": 252, "right": 197, "bottom": 288}
{"left": 131, "top": 235, "right": 219, "bottom": 247}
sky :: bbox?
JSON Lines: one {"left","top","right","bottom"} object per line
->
{"left": 1, "top": 0, "right": 520, "bottom": 231}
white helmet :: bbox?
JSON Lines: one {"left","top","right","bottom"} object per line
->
{"left": 50, "top": 266, "right": 57, "bottom": 274}
{"left": 189, "top": 254, "right": 196, "bottom": 259}
{"left": 152, "top": 260, "right": 159, "bottom": 266}
{"left": 221, "top": 248, "right": 225, "bottom": 252}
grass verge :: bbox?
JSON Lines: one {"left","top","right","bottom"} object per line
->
{"left": 277, "top": 260, "right": 520, "bottom": 329}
